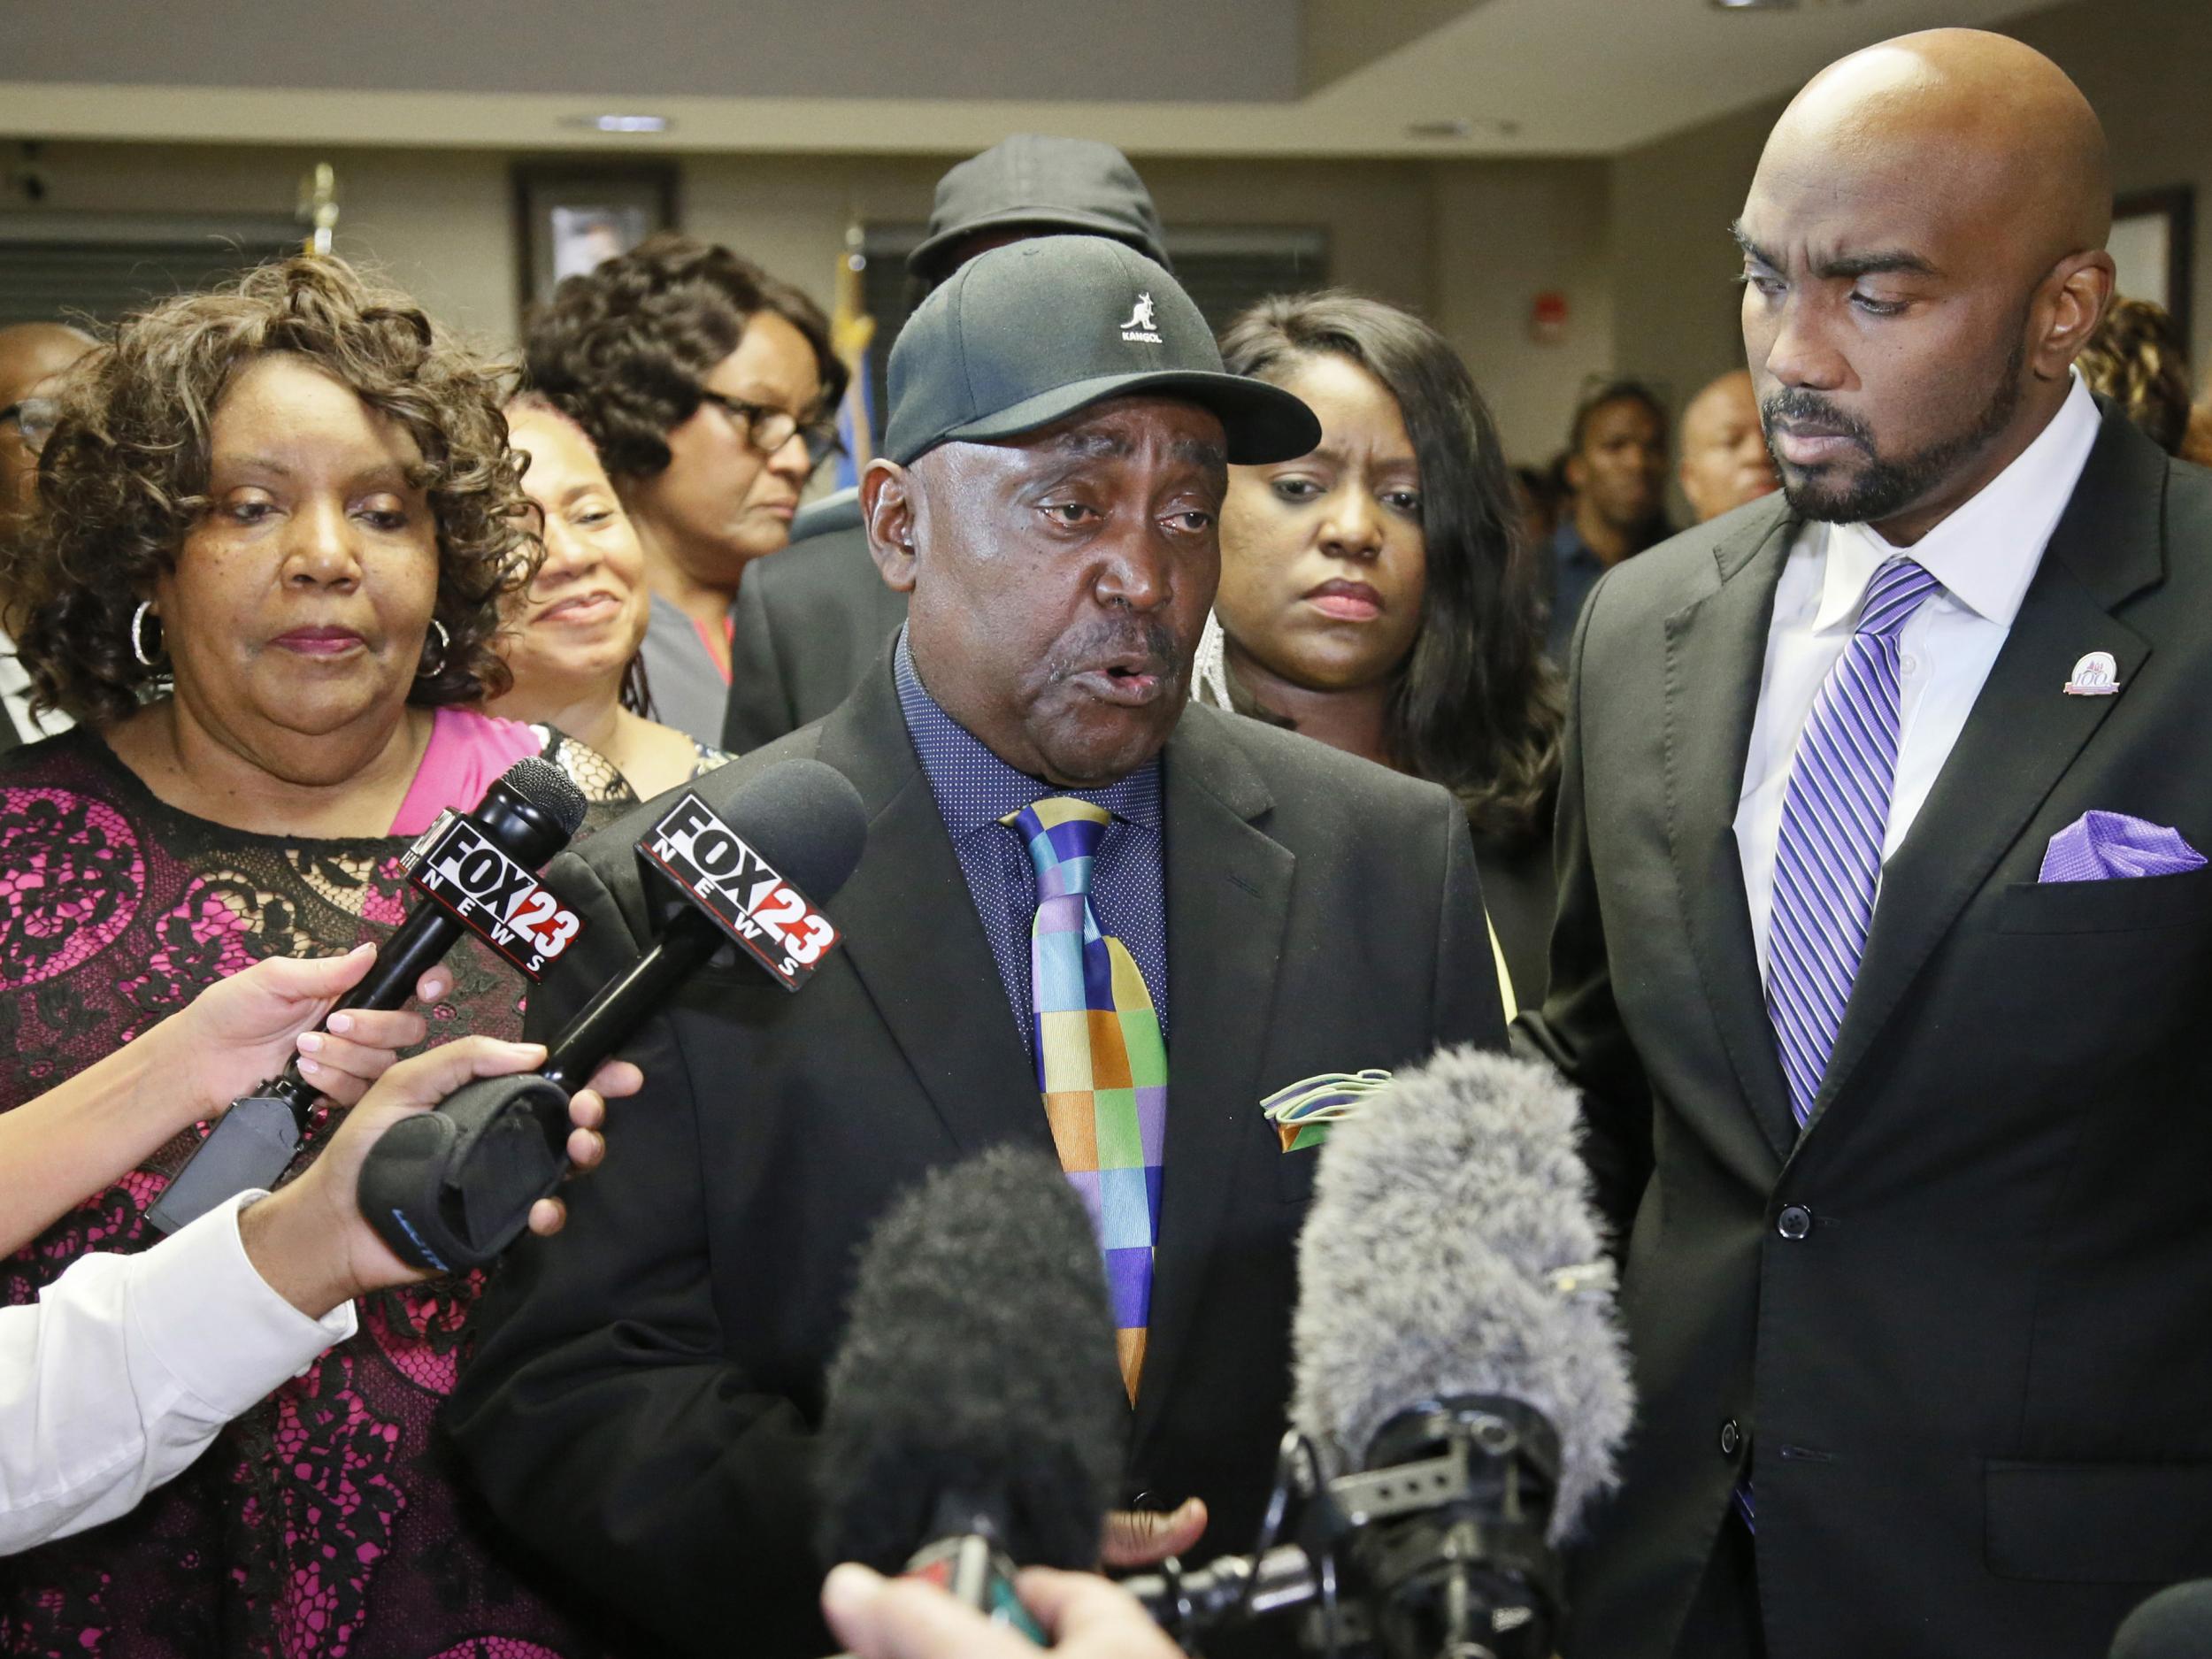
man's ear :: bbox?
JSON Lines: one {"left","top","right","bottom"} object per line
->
{"left": 2039, "top": 249, "right": 2117, "bottom": 380}
{"left": 1563, "top": 451, "right": 1588, "bottom": 495}
{"left": 861, "top": 458, "right": 919, "bottom": 595}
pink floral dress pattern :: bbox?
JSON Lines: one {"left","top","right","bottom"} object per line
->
{"left": 0, "top": 729, "right": 633, "bottom": 1659}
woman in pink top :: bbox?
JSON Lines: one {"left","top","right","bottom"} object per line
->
{"left": 0, "top": 256, "right": 630, "bottom": 1658}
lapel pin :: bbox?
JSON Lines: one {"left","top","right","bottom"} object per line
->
{"left": 2062, "top": 650, "right": 2121, "bottom": 696}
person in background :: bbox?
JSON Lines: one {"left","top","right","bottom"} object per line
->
{"left": 1509, "top": 460, "right": 1563, "bottom": 552}
{"left": 1205, "top": 291, "right": 1562, "bottom": 1009}
{"left": 2187, "top": 397, "right": 2212, "bottom": 467}
{"left": 0, "top": 321, "right": 95, "bottom": 749}
{"left": 527, "top": 233, "right": 847, "bottom": 747}
{"left": 0, "top": 254, "right": 630, "bottom": 1659}
{"left": 1543, "top": 378, "right": 1671, "bottom": 658}
{"left": 2075, "top": 294, "right": 2193, "bottom": 455}
{"left": 487, "top": 394, "right": 728, "bottom": 795}
{"left": 722, "top": 134, "right": 1172, "bottom": 753}
{"left": 1678, "top": 367, "right": 1780, "bottom": 522}
{"left": 2, "top": 993, "right": 625, "bottom": 1555}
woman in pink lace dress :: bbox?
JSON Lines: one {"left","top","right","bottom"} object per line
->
{"left": 0, "top": 256, "right": 633, "bottom": 1658}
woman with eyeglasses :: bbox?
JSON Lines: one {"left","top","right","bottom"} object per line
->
{"left": 0, "top": 320, "right": 96, "bottom": 749}
{"left": 525, "top": 234, "right": 848, "bottom": 746}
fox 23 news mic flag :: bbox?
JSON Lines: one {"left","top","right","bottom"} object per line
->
{"left": 146, "top": 757, "right": 590, "bottom": 1235}
{"left": 818, "top": 1146, "right": 1128, "bottom": 1642}
{"left": 1124, "top": 1046, "right": 1634, "bottom": 1659}
{"left": 357, "top": 758, "right": 868, "bottom": 1274}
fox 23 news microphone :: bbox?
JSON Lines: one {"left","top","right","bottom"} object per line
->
{"left": 146, "top": 757, "right": 590, "bottom": 1235}
{"left": 818, "top": 1145, "right": 1129, "bottom": 1644}
{"left": 1122, "top": 1046, "right": 1635, "bottom": 1659}
{"left": 357, "top": 757, "right": 868, "bottom": 1274}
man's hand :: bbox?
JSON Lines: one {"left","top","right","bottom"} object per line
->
{"left": 822, "top": 1563, "right": 1186, "bottom": 1659}
{"left": 1102, "top": 1499, "right": 1207, "bottom": 1569}
{"left": 237, "top": 1037, "right": 641, "bottom": 1317}
{"left": 168, "top": 944, "right": 455, "bottom": 1116}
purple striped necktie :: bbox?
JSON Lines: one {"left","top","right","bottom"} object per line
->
{"left": 1766, "top": 555, "right": 1942, "bottom": 1127}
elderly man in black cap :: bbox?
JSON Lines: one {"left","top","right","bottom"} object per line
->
{"left": 723, "top": 134, "right": 1172, "bottom": 753}
{"left": 452, "top": 236, "right": 1502, "bottom": 1656}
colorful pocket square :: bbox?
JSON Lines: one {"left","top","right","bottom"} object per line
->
{"left": 2039, "top": 810, "right": 2207, "bottom": 883}
{"left": 1260, "top": 1069, "right": 1394, "bottom": 1152}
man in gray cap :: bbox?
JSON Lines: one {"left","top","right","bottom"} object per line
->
{"left": 454, "top": 236, "right": 1503, "bottom": 1657}
{"left": 723, "top": 135, "right": 1171, "bottom": 754}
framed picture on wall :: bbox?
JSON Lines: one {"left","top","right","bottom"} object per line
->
{"left": 514, "top": 163, "right": 678, "bottom": 311}
{"left": 2109, "top": 186, "right": 2193, "bottom": 355}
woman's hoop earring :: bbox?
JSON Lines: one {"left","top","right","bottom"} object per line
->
{"left": 129, "top": 602, "right": 162, "bottom": 670}
{"left": 419, "top": 619, "right": 450, "bottom": 677}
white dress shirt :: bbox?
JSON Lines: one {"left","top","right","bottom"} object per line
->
{"left": 1735, "top": 373, "right": 2102, "bottom": 980}
{"left": 0, "top": 624, "right": 73, "bottom": 745}
{"left": 0, "top": 1191, "right": 355, "bottom": 1555}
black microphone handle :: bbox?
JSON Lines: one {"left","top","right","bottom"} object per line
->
{"left": 149, "top": 768, "right": 584, "bottom": 1237}
{"left": 258, "top": 904, "right": 470, "bottom": 1123}
{"left": 1122, "top": 1544, "right": 1318, "bottom": 1640}
{"left": 537, "top": 908, "right": 726, "bottom": 1095}
{"left": 145, "top": 909, "right": 469, "bottom": 1236}
{"left": 357, "top": 909, "right": 729, "bottom": 1272}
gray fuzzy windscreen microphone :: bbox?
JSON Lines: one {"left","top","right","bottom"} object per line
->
{"left": 817, "top": 1145, "right": 1127, "bottom": 1575}
{"left": 1291, "top": 1044, "right": 1633, "bottom": 1542}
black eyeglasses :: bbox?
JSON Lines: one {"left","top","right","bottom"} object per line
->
{"left": 696, "top": 390, "right": 844, "bottom": 467}
{"left": 0, "top": 396, "right": 60, "bottom": 457}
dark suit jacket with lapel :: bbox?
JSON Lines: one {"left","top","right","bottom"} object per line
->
{"left": 1519, "top": 405, "right": 2212, "bottom": 1659}
{"left": 451, "top": 649, "right": 1503, "bottom": 1656}
{"left": 722, "top": 501, "right": 910, "bottom": 754}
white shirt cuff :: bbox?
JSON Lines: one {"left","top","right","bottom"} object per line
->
{"left": 127, "top": 1192, "right": 357, "bottom": 1420}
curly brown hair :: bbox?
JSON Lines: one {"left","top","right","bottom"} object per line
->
{"left": 2077, "top": 296, "right": 2194, "bottom": 456}
{"left": 522, "top": 232, "right": 846, "bottom": 480}
{"left": 5, "top": 254, "right": 533, "bottom": 727}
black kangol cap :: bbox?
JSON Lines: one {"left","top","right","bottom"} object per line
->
{"left": 881, "top": 236, "right": 1321, "bottom": 467}
{"left": 907, "top": 134, "right": 1170, "bottom": 279}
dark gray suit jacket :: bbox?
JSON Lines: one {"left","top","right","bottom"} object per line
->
{"left": 1522, "top": 405, "right": 2212, "bottom": 1659}
{"left": 452, "top": 653, "right": 1503, "bottom": 1656}
{"left": 723, "top": 493, "right": 908, "bottom": 753}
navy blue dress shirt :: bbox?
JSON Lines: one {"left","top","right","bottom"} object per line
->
{"left": 893, "top": 631, "right": 1170, "bottom": 1054}
{"left": 1545, "top": 519, "right": 1609, "bottom": 663}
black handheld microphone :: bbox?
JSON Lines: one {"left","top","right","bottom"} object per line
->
{"left": 357, "top": 757, "right": 868, "bottom": 1274}
{"left": 1121, "top": 1045, "right": 1635, "bottom": 1659}
{"left": 818, "top": 1145, "right": 1129, "bottom": 1643}
{"left": 146, "top": 757, "right": 589, "bottom": 1235}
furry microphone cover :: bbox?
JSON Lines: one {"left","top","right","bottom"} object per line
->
{"left": 1289, "top": 1044, "right": 1633, "bottom": 1542}
{"left": 816, "top": 1144, "right": 1127, "bottom": 1573}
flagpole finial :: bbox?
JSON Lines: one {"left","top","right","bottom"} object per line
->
{"left": 297, "top": 163, "right": 340, "bottom": 256}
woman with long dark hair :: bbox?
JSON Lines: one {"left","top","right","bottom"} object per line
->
{"left": 1205, "top": 290, "right": 1563, "bottom": 1004}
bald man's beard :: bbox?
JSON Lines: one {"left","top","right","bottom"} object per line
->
{"left": 1763, "top": 334, "right": 2026, "bottom": 526}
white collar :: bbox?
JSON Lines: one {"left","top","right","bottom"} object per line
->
{"left": 1812, "top": 372, "right": 2102, "bottom": 633}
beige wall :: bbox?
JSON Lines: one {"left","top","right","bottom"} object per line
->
{"left": 1429, "top": 158, "right": 1616, "bottom": 465}
{"left": 1609, "top": 0, "right": 2212, "bottom": 437}
{"left": 4, "top": 141, "right": 1609, "bottom": 462}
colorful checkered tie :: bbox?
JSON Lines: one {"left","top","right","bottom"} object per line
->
{"left": 1005, "top": 796, "right": 1167, "bottom": 1402}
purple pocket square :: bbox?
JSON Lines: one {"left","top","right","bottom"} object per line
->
{"left": 2039, "top": 810, "right": 2208, "bottom": 883}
